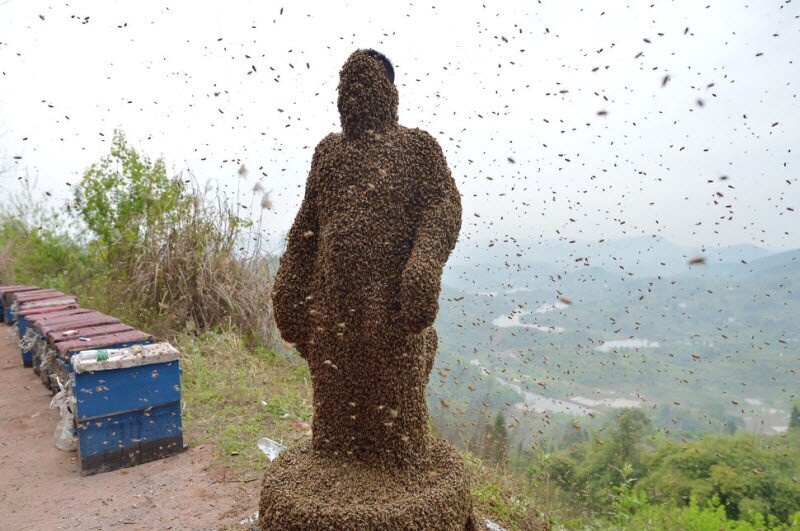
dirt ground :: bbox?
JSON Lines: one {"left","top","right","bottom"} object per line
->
{"left": 0, "top": 327, "right": 258, "bottom": 531}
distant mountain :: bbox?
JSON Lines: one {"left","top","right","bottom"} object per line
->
{"left": 705, "top": 244, "right": 774, "bottom": 264}
{"left": 445, "top": 236, "right": 783, "bottom": 291}
{"left": 435, "top": 238, "right": 798, "bottom": 436}
{"left": 731, "top": 250, "right": 800, "bottom": 291}
{"left": 741, "top": 249, "right": 800, "bottom": 275}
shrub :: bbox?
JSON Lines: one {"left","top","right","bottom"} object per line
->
{"left": 1, "top": 130, "right": 277, "bottom": 344}
{"left": 125, "top": 184, "right": 277, "bottom": 343}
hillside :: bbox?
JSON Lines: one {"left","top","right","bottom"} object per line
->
{"left": 431, "top": 238, "right": 798, "bottom": 445}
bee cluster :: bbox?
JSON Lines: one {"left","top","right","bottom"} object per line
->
{"left": 260, "top": 50, "right": 476, "bottom": 530}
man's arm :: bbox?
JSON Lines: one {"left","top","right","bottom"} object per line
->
{"left": 271, "top": 147, "right": 324, "bottom": 351}
{"left": 400, "top": 131, "right": 462, "bottom": 334}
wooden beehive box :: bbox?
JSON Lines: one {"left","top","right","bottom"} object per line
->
{"left": 71, "top": 343, "right": 185, "bottom": 476}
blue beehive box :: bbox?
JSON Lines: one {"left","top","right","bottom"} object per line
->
{"left": 0, "top": 285, "right": 29, "bottom": 322}
{"left": 71, "top": 343, "right": 186, "bottom": 476}
{"left": 39, "top": 323, "right": 135, "bottom": 390}
{"left": 0, "top": 285, "right": 39, "bottom": 324}
{"left": 17, "top": 302, "right": 83, "bottom": 339}
{"left": 9, "top": 289, "right": 65, "bottom": 324}
{"left": 39, "top": 315, "right": 126, "bottom": 381}
{"left": 51, "top": 329, "right": 154, "bottom": 393}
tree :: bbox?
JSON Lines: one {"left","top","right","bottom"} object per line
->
{"left": 484, "top": 411, "right": 509, "bottom": 467}
{"left": 72, "top": 129, "right": 186, "bottom": 264}
{"left": 609, "top": 408, "right": 652, "bottom": 465}
{"left": 578, "top": 408, "right": 653, "bottom": 507}
{"left": 790, "top": 404, "right": 800, "bottom": 430}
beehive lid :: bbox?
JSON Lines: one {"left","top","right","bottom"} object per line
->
{"left": 19, "top": 297, "right": 78, "bottom": 311}
{"left": 40, "top": 314, "right": 121, "bottom": 337}
{"left": 1, "top": 286, "right": 41, "bottom": 305}
{"left": 56, "top": 330, "right": 154, "bottom": 357}
{"left": 0, "top": 285, "right": 39, "bottom": 297}
{"left": 48, "top": 323, "right": 134, "bottom": 344}
{"left": 13, "top": 290, "right": 65, "bottom": 303}
{"left": 18, "top": 304, "right": 80, "bottom": 318}
{"left": 32, "top": 311, "right": 108, "bottom": 329}
{"left": 27, "top": 308, "right": 94, "bottom": 326}
{"left": 0, "top": 285, "right": 38, "bottom": 294}
{"left": 72, "top": 342, "right": 179, "bottom": 373}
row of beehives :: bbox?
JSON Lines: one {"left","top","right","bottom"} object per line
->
{"left": 0, "top": 284, "right": 185, "bottom": 476}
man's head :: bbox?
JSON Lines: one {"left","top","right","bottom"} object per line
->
{"left": 364, "top": 49, "right": 395, "bottom": 84}
{"left": 337, "top": 49, "right": 399, "bottom": 139}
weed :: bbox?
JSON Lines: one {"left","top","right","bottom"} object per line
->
{"left": 177, "top": 330, "right": 311, "bottom": 474}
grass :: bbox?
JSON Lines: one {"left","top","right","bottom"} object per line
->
{"left": 177, "top": 329, "right": 312, "bottom": 477}
{"left": 466, "top": 453, "right": 549, "bottom": 530}
{"left": 177, "top": 329, "right": 548, "bottom": 529}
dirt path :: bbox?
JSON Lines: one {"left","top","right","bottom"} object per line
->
{"left": 0, "top": 327, "right": 257, "bottom": 530}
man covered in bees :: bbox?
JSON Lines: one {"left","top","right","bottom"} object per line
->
{"left": 260, "top": 49, "right": 475, "bottom": 530}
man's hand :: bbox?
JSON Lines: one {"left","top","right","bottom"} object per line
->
{"left": 400, "top": 261, "right": 440, "bottom": 334}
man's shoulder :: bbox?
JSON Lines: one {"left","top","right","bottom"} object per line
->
{"left": 316, "top": 132, "right": 343, "bottom": 152}
{"left": 399, "top": 126, "right": 438, "bottom": 146}
{"left": 398, "top": 127, "right": 445, "bottom": 160}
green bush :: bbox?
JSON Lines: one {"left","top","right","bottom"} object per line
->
{"left": 72, "top": 129, "right": 186, "bottom": 262}
{"left": 1, "top": 129, "right": 277, "bottom": 343}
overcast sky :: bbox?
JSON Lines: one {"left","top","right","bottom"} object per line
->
{"left": 1, "top": 0, "right": 798, "bottom": 252}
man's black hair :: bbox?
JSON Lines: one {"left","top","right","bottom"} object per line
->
{"left": 365, "top": 49, "right": 395, "bottom": 84}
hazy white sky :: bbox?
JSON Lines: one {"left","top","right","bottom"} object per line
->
{"left": 1, "top": 0, "right": 798, "bottom": 251}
